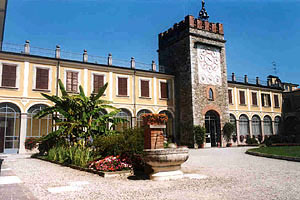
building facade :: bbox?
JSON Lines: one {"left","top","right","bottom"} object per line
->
{"left": 0, "top": 50, "right": 175, "bottom": 153}
{"left": 0, "top": 13, "right": 298, "bottom": 153}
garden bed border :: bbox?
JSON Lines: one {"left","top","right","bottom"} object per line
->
{"left": 32, "top": 155, "right": 133, "bottom": 178}
{"left": 246, "top": 149, "right": 300, "bottom": 162}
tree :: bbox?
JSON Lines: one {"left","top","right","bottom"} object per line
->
{"left": 35, "top": 79, "right": 124, "bottom": 146}
{"left": 223, "top": 122, "right": 235, "bottom": 145}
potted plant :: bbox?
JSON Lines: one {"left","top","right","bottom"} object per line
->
{"left": 194, "top": 125, "right": 206, "bottom": 148}
{"left": 232, "top": 135, "right": 237, "bottom": 143}
{"left": 142, "top": 113, "right": 168, "bottom": 128}
{"left": 223, "top": 122, "right": 235, "bottom": 147}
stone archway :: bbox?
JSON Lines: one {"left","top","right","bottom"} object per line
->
{"left": 205, "top": 110, "right": 221, "bottom": 147}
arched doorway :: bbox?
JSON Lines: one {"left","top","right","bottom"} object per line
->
{"left": 0, "top": 103, "right": 21, "bottom": 153}
{"left": 159, "top": 110, "right": 174, "bottom": 142}
{"left": 115, "top": 108, "right": 132, "bottom": 132}
{"left": 27, "top": 104, "right": 52, "bottom": 138}
{"left": 205, "top": 110, "right": 221, "bottom": 147}
{"left": 137, "top": 109, "right": 152, "bottom": 127}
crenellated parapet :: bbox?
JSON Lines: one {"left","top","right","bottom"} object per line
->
{"left": 159, "top": 15, "right": 224, "bottom": 41}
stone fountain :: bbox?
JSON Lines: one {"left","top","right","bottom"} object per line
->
{"left": 142, "top": 114, "right": 189, "bottom": 181}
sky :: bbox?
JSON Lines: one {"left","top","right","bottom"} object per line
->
{"left": 3, "top": 0, "right": 300, "bottom": 84}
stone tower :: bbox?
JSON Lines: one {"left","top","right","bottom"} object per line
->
{"left": 158, "top": 15, "right": 229, "bottom": 147}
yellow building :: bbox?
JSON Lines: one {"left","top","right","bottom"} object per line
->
{"left": 0, "top": 44, "right": 175, "bottom": 153}
{"left": 228, "top": 74, "right": 283, "bottom": 144}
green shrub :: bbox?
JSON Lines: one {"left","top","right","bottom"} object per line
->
{"left": 263, "top": 135, "right": 297, "bottom": 147}
{"left": 93, "top": 128, "right": 144, "bottom": 170}
{"left": 93, "top": 128, "right": 144, "bottom": 157}
{"left": 194, "top": 125, "right": 206, "bottom": 147}
{"left": 223, "top": 122, "right": 235, "bottom": 143}
{"left": 38, "top": 131, "right": 63, "bottom": 155}
{"left": 46, "top": 145, "right": 94, "bottom": 168}
{"left": 246, "top": 136, "right": 258, "bottom": 145}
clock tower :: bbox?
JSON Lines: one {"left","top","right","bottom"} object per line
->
{"left": 158, "top": 2, "right": 229, "bottom": 147}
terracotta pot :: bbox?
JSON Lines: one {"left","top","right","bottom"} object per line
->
{"left": 200, "top": 143, "right": 205, "bottom": 148}
{"left": 226, "top": 143, "right": 232, "bottom": 147}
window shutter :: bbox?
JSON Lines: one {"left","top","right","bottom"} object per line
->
{"left": 261, "top": 94, "right": 265, "bottom": 107}
{"left": 93, "top": 75, "right": 104, "bottom": 93}
{"left": 239, "top": 91, "right": 245, "bottom": 105}
{"left": 274, "top": 95, "right": 279, "bottom": 107}
{"left": 118, "top": 77, "right": 127, "bottom": 96}
{"left": 66, "top": 71, "right": 72, "bottom": 91}
{"left": 2, "top": 64, "right": 16, "bottom": 87}
{"left": 141, "top": 80, "right": 149, "bottom": 97}
{"left": 66, "top": 71, "right": 78, "bottom": 92}
{"left": 252, "top": 92, "right": 257, "bottom": 106}
{"left": 161, "top": 82, "right": 168, "bottom": 99}
{"left": 36, "top": 68, "right": 49, "bottom": 90}
{"left": 267, "top": 94, "right": 271, "bottom": 107}
{"left": 228, "top": 90, "right": 232, "bottom": 104}
{"left": 72, "top": 72, "right": 78, "bottom": 92}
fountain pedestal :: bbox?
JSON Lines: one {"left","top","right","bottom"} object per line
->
{"left": 143, "top": 148, "right": 189, "bottom": 181}
{"left": 142, "top": 114, "right": 189, "bottom": 181}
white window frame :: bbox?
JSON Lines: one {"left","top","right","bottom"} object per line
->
{"left": 261, "top": 92, "right": 271, "bottom": 107}
{"left": 273, "top": 94, "right": 280, "bottom": 108}
{"left": 32, "top": 65, "right": 52, "bottom": 91}
{"left": 116, "top": 74, "right": 130, "bottom": 97}
{"left": 238, "top": 89, "right": 247, "bottom": 105}
{"left": 228, "top": 88, "right": 233, "bottom": 104}
{"left": 91, "top": 72, "right": 106, "bottom": 95}
{"left": 64, "top": 68, "right": 81, "bottom": 93}
{"left": 159, "top": 79, "right": 170, "bottom": 100}
{"left": 0, "top": 62, "right": 20, "bottom": 89}
{"left": 251, "top": 91, "right": 258, "bottom": 106}
{"left": 139, "top": 77, "right": 152, "bottom": 99}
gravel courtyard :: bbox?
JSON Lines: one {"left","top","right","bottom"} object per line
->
{"left": 1, "top": 147, "right": 300, "bottom": 200}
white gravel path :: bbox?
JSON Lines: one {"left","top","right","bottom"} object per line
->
{"left": 3, "top": 147, "right": 300, "bottom": 200}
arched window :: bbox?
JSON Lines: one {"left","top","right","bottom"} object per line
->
{"left": 27, "top": 104, "right": 52, "bottom": 138}
{"left": 263, "top": 116, "right": 273, "bottom": 135}
{"left": 239, "top": 115, "right": 249, "bottom": 136}
{"left": 0, "top": 103, "right": 21, "bottom": 153}
{"left": 209, "top": 88, "right": 214, "bottom": 100}
{"left": 159, "top": 110, "right": 174, "bottom": 142}
{"left": 251, "top": 115, "right": 261, "bottom": 136}
{"left": 115, "top": 109, "right": 132, "bottom": 132}
{"left": 274, "top": 116, "right": 281, "bottom": 135}
{"left": 137, "top": 109, "right": 152, "bottom": 127}
{"left": 229, "top": 114, "right": 236, "bottom": 135}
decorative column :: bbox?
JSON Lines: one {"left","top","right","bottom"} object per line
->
{"left": 236, "top": 120, "right": 240, "bottom": 145}
{"left": 18, "top": 113, "right": 28, "bottom": 154}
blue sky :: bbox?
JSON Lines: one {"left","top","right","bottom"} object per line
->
{"left": 4, "top": 0, "right": 300, "bottom": 84}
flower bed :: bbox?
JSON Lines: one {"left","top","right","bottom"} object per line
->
{"left": 89, "top": 155, "right": 132, "bottom": 172}
{"left": 25, "top": 137, "right": 39, "bottom": 150}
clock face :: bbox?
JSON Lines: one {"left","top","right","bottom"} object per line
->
{"left": 197, "top": 45, "right": 221, "bottom": 86}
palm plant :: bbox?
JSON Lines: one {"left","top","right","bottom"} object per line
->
{"left": 35, "top": 79, "right": 124, "bottom": 146}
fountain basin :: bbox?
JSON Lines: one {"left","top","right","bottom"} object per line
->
{"left": 143, "top": 147, "right": 189, "bottom": 181}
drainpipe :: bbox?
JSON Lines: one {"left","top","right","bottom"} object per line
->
{"left": 55, "top": 46, "right": 60, "bottom": 131}
{"left": 131, "top": 57, "right": 137, "bottom": 127}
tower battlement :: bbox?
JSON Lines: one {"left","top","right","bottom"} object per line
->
{"left": 159, "top": 15, "right": 224, "bottom": 41}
